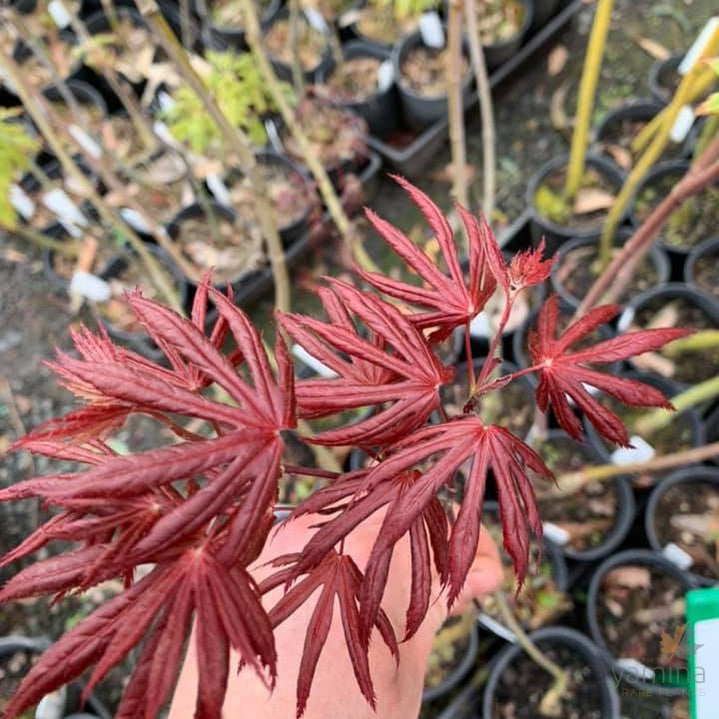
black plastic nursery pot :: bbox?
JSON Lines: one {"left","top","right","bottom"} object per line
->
{"left": 617, "top": 283, "right": 719, "bottom": 388}
{"left": 482, "top": 626, "right": 620, "bottom": 719}
{"left": 42, "top": 78, "right": 109, "bottom": 119}
{"left": 645, "top": 467, "right": 719, "bottom": 588}
{"left": 583, "top": 371, "right": 705, "bottom": 490}
{"left": 264, "top": 8, "right": 333, "bottom": 83}
{"left": 531, "top": 0, "right": 560, "bottom": 30}
{"left": 392, "top": 30, "right": 473, "bottom": 133}
{"left": 526, "top": 152, "right": 627, "bottom": 254}
{"left": 421, "top": 615, "right": 480, "bottom": 703}
{"left": 550, "top": 229, "right": 671, "bottom": 311}
{"left": 684, "top": 236, "right": 719, "bottom": 301}
{"left": 197, "top": 0, "right": 281, "bottom": 50}
{"left": 479, "top": 0, "right": 534, "bottom": 71}
{"left": 10, "top": 0, "right": 37, "bottom": 12}
{"left": 531, "top": 430, "right": 636, "bottom": 563}
{"left": 648, "top": 53, "right": 683, "bottom": 106}
{"left": 220, "top": 150, "right": 317, "bottom": 247}
{"left": 0, "top": 636, "right": 109, "bottom": 718}
{"left": 586, "top": 549, "right": 699, "bottom": 700}
{"left": 593, "top": 98, "right": 666, "bottom": 168}
{"left": 630, "top": 159, "right": 719, "bottom": 268}
{"left": 315, "top": 40, "right": 400, "bottom": 139}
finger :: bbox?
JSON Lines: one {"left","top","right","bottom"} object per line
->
{"left": 448, "top": 524, "right": 503, "bottom": 617}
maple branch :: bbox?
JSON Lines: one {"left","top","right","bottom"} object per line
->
{"left": 288, "top": 0, "right": 306, "bottom": 97}
{"left": 633, "top": 374, "right": 719, "bottom": 436}
{"left": 474, "top": 293, "right": 517, "bottom": 390}
{"left": 575, "top": 150, "right": 719, "bottom": 318}
{"left": 282, "top": 465, "right": 342, "bottom": 480}
{"left": 9, "top": 225, "right": 81, "bottom": 258}
{"left": 545, "top": 442, "right": 719, "bottom": 498}
{"left": 489, "top": 592, "right": 569, "bottom": 716}
{"left": 137, "top": 0, "right": 292, "bottom": 313}
{"left": 239, "top": 0, "right": 381, "bottom": 276}
{"left": 464, "top": 321, "right": 475, "bottom": 394}
{"left": 464, "top": 0, "right": 494, "bottom": 218}
{"left": 447, "top": 0, "right": 468, "bottom": 207}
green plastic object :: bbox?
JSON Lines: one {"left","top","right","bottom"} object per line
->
{"left": 687, "top": 586, "right": 719, "bottom": 719}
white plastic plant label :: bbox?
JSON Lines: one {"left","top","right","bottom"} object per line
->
{"left": 615, "top": 658, "right": 655, "bottom": 682}
{"left": 48, "top": 0, "right": 72, "bottom": 29}
{"left": 662, "top": 542, "right": 694, "bottom": 570}
{"left": 153, "top": 121, "right": 179, "bottom": 147}
{"left": 304, "top": 7, "right": 328, "bottom": 33}
{"left": 670, "top": 105, "right": 695, "bottom": 143}
{"left": 478, "top": 613, "right": 518, "bottom": 643}
{"left": 120, "top": 208, "right": 150, "bottom": 234}
{"left": 157, "top": 91, "right": 176, "bottom": 112}
{"left": 694, "top": 616, "right": 719, "bottom": 718}
{"left": 69, "top": 124, "right": 102, "bottom": 159}
{"left": 616, "top": 307, "right": 635, "bottom": 333}
{"left": 542, "top": 522, "right": 570, "bottom": 546}
{"left": 70, "top": 271, "right": 112, "bottom": 302}
{"left": 377, "top": 61, "right": 394, "bottom": 92}
{"left": 611, "top": 435, "right": 656, "bottom": 466}
{"left": 10, "top": 184, "right": 35, "bottom": 220}
{"left": 206, "top": 173, "right": 232, "bottom": 206}
{"left": 469, "top": 311, "right": 491, "bottom": 338}
{"left": 678, "top": 17, "right": 719, "bottom": 75}
{"left": 419, "top": 12, "right": 445, "bottom": 49}
{"left": 292, "top": 344, "right": 337, "bottom": 378}
{"left": 42, "top": 188, "right": 88, "bottom": 236}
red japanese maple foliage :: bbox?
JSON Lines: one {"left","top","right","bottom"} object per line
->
{"left": 0, "top": 178, "right": 690, "bottom": 719}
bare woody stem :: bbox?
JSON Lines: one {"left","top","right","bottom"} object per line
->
{"left": 634, "top": 374, "right": 719, "bottom": 436}
{"left": 289, "top": 0, "right": 306, "bottom": 98}
{"left": 564, "top": 0, "right": 614, "bottom": 198}
{"left": 137, "top": 0, "right": 292, "bottom": 313}
{"left": 464, "top": 0, "right": 495, "bottom": 218}
{"left": 9, "top": 224, "right": 81, "bottom": 257}
{"left": 239, "top": 0, "right": 381, "bottom": 276}
{"left": 575, "top": 144, "right": 719, "bottom": 317}
{"left": 446, "top": 0, "right": 468, "bottom": 208}
{"left": 546, "top": 442, "right": 719, "bottom": 499}
{"left": 489, "top": 592, "right": 569, "bottom": 715}
{"left": 0, "top": 55, "right": 182, "bottom": 312}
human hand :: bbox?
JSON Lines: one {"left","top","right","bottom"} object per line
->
{"left": 169, "top": 510, "right": 502, "bottom": 718}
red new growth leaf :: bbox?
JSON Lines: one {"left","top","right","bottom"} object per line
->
{"left": 507, "top": 239, "right": 556, "bottom": 291}
{"left": 260, "top": 551, "right": 398, "bottom": 718}
{"left": 529, "top": 295, "right": 693, "bottom": 446}
{"left": 357, "top": 175, "right": 497, "bottom": 340}
{"left": 280, "top": 279, "right": 453, "bottom": 446}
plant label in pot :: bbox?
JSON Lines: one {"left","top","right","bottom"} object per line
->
{"left": 419, "top": 11, "right": 445, "bottom": 48}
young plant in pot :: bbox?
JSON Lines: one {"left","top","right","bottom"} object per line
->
{"left": 315, "top": 40, "right": 399, "bottom": 140}
{"left": 197, "top": 0, "right": 282, "bottom": 50}
{"left": 215, "top": 149, "right": 319, "bottom": 247}
{"left": 617, "top": 284, "right": 719, "bottom": 387}
{"left": 472, "top": 0, "right": 532, "bottom": 71}
{"left": 263, "top": 6, "right": 333, "bottom": 83}
{"left": 349, "top": 0, "right": 439, "bottom": 50}
{"left": 393, "top": 18, "right": 473, "bottom": 133}
{"left": 483, "top": 626, "right": 621, "bottom": 719}
{"left": 631, "top": 159, "right": 719, "bottom": 262}
{"left": 586, "top": 549, "right": 699, "bottom": 699}
{"left": 646, "top": 467, "right": 719, "bottom": 587}
{"left": 528, "top": 0, "right": 623, "bottom": 252}
{"left": 0, "top": 179, "right": 691, "bottom": 719}
{"left": 276, "top": 91, "right": 370, "bottom": 187}
{"left": 685, "top": 235, "right": 719, "bottom": 300}
{"left": 550, "top": 226, "right": 671, "bottom": 312}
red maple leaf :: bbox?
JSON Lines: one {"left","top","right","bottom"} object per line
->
{"left": 528, "top": 295, "right": 693, "bottom": 446}
{"left": 279, "top": 278, "right": 453, "bottom": 447}
{"left": 357, "top": 175, "right": 498, "bottom": 341}
{"left": 507, "top": 239, "right": 556, "bottom": 291}
{"left": 260, "top": 550, "right": 399, "bottom": 718}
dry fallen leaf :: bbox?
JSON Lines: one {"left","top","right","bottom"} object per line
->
{"left": 637, "top": 37, "right": 670, "bottom": 61}
{"left": 606, "top": 566, "right": 652, "bottom": 589}
{"left": 547, "top": 44, "right": 568, "bottom": 76}
{"left": 603, "top": 143, "right": 633, "bottom": 170}
{"left": 573, "top": 188, "right": 616, "bottom": 214}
